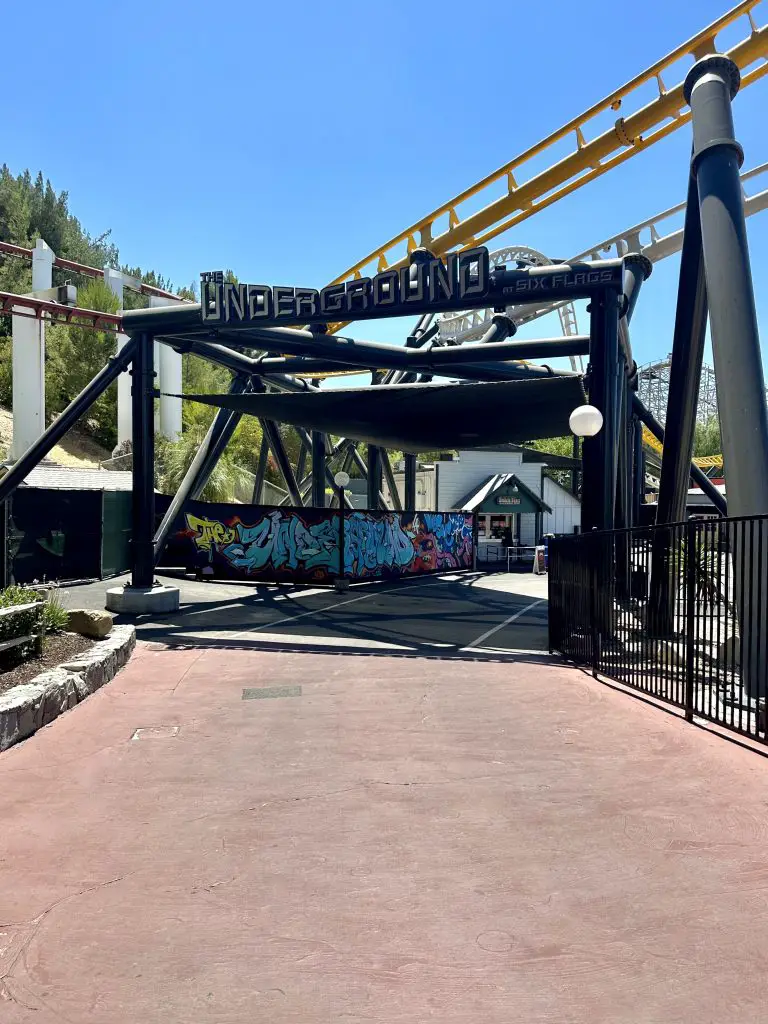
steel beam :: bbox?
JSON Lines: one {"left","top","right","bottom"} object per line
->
{"left": 262, "top": 419, "right": 302, "bottom": 506}
{"left": 131, "top": 334, "right": 156, "bottom": 588}
{"left": 686, "top": 55, "right": 768, "bottom": 697}
{"left": 582, "top": 289, "right": 621, "bottom": 531}
{"left": 153, "top": 374, "right": 250, "bottom": 565}
{"left": 311, "top": 430, "right": 326, "bottom": 507}
{"left": 632, "top": 396, "right": 726, "bottom": 514}
{"left": 0, "top": 337, "right": 138, "bottom": 505}
{"left": 404, "top": 453, "right": 417, "bottom": 510}
{"left": 685, "top": 57, "right": 768, "bottom": 517}
{"left": 252, "top": 432, "right": 269, "bottom": 503}
{"left": 367, "top": 446, "right": 382, "bottom": 510}
{"left": 380, "top": 450, "right": 402, "bottom": 512}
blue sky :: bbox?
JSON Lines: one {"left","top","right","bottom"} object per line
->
{"left": 4, "top": 0, "right": 767, "bottom": 377}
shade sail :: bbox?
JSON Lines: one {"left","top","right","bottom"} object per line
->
{"left": 178, "top": 377, "right": 586, "bottom": 453}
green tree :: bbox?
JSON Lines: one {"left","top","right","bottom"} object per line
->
{"left": 693, "top": 416, "right": 722, "bottom": 457}
{"left": 46, "top": 278, "right": 120, "bottom": 447}
{"left": 156, "top": 428, "right": 244, "bottom": 502}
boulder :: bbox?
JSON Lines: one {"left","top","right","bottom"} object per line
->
{"left": 66, "top": 608, "right": 114, "bottom": 639}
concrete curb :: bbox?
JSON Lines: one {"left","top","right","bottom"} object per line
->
{"left": 0, "top": 625, "right": 136, "bottom": 753}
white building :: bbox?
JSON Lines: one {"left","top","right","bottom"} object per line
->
{"left": 392, "top": 444, "right": 581, "bottom": 557}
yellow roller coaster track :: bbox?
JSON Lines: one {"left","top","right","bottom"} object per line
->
{"left": 642, "top": 426, "right": 724, "bottom": 469}
{"left": 325, "top": 1, "right": 768, "bottom": 335}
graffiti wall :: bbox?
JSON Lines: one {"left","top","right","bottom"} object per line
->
{"left": 157, "top": 497, "right": 474, "bottom": 584}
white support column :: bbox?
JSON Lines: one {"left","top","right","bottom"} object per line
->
{"left": 103, "top": 269, "right": 134, "bottom": 451}
{"left": 11, "top": 240, "right": 54, "bottom": 460}
{"left": 149, "top": 295, "right": 183, "bottom": 440}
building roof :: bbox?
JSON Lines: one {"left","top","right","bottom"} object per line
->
{"left": 459, "top": 443, "right": 580, "bottom": 468}
{"left": 453, "top": 473, "right": 552, "bottom": 514}
{"left": 19, "top": 466, "right": 134, "bottom": 491}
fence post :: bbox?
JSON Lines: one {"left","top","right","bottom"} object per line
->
{"left": 684, "top": 519, "right": 697, "bottom": 721}
{"left": 590, "top": 532, "right": 600, "bottom": 678}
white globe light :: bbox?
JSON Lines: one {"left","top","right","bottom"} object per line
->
{"left": 569, "top": 405, "right": 604, "bottom": 437}
{"left": 334, "top": 471, "right": 351, "bottom": 488}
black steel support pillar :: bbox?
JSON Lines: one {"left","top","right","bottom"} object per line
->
{"left": 648, "top": 169, "right": 708, "bottom": 633}
{"left": 571, "top": 435, "right": 580, "bottom": 497}
{"left": 632, "top": 415, "right": 644, "bottom": 526}
{"left": 654, "top": 171, "right": 708, "bottom": 527}
{"left": 252, "top": 431, "right": 269, "bottom": 504}
{"left": 311, "top": 430, "right": 326, "bottom": 507}
{"left": 131, "top": 333, "right": 156, "bottom": 589}
{"left": 296, "top": 437, "right": 308, "bottom": 485}
{"left": 262, "top": 419, "right": 302, "bottom": 506}
{"left": 686, "top": 55, "right": 768, "bottom": 697}
{"left": 685, "top": 56, "right": 768, "bottom": 519}
{"left": 380, "top": 450, "right": 402, "bottom": 511}
{"left": 367, "top": 446, "right": 382, "bottom": 510}
{"left": 404, "top": 453, "right": 417, "bottom": 510}
{"left": 153, "top": 374, "right": 250, "bottom": 565}
{"left": 582, "top": 288, "right": 621, "bottom": 531}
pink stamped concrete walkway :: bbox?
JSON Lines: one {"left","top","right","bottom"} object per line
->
{"left": 2, "top": 641, "right": 768, "bottom": 1022}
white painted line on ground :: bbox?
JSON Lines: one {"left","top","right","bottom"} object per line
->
{"left": 461, "top": 599, "right": 546, "bottom": 651}
{"left": 232, "top": 580, "right": 441, "bottom": 640}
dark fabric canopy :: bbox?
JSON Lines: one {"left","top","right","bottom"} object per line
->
{"left": 178, "top": 377, "right": 586, "bottom": 453}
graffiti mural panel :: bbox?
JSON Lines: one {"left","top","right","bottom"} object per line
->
{"left": 157, "top": 497, "right": 474, "bottom": 584}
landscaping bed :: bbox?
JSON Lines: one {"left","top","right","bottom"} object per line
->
{"left": 0, "top": 632, "right": 91, "bottom": 695}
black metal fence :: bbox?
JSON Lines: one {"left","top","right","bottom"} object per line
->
{"left": 549, "top": 514, "right": 768, "bottom": 744}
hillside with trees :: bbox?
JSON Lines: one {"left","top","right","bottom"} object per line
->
{"left": 0, "top": 165, "right": 290, "bottom": 497}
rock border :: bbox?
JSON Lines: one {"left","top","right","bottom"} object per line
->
{"left": 0, "top": 625, "right": 136, "bottom": 753}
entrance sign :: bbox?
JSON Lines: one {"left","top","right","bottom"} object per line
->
{"left": 199, "top": 251, "right": 623, "bottom": 329}
{"left": 497, "top": 495, "right": 522, "bottom": 506}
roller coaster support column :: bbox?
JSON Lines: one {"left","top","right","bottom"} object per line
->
{"left": 649, "top": 169, "right": 708, "bottom": 634}
{"left": 367, "top": 446, "right": 382, "bottom": 510}
{"left": 404, "top": 454, "right": 417, "bottom": 510}
{"left": 153, "top": 373, "right": 251, "bottom": 566}
{"left": 311, "top": 431, "right": 326, "bottom": 507}
{"left": 252, "top": 432, "right": 269, "bottom": 504}
{"left": 685, "top": 55, "right": 768, "bottom": 698}
{"left": 380, "top": 451, "right": 402, "bottom": 512}
{"left": 632, "top": 417, "right": 645, "bottom": 525}
{"left": 582, "top": 288, "right": 621, "bottom": 531}
{"left": 107, "top": 335, "right": 179, "bottom": 613}
{"left": 262, "top": 418, "right": 302, "bottom": 507}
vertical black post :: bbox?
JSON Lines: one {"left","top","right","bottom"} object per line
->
{"left": 131, "top": 333, "right": 155, "bottom": 589}
{"left": 685, "top": 55, "right": 768, "bottom": 697}
{"left": 648, "top": 170, "right": 707, "bottom": 634}
{"left": 685, "top": 56, "right": 768, "bottom": 519}
{"left": 404, "top": 453, "right": 417, "bottom": 510}
{"left": 582, "top": 286, "right": 621, "bottom": 531}
{"left": 252, "top": 431, "right": 269, "bottom": 504}
{"left": 311, "top": 430, "right": 326, "bottom": 508}
{"left": 684, "top": 517, "right": 697, "bottom": 722}
{"left": 632, "top": 415, "right": 644, "bottom": 526}
{"left": 0, "top": 500, "right": 8, "bottom": 588}
{"left": 380, "top": 450, "right": 402, "bottom": 511}
{"left": 571, "top": 436, "right": 580, "bottom": 497}
{"left": 337, "top": 484, "right": 346, "bottom": 588}
{"left": 367, "top": 445, "right": 381, "bottom": 510}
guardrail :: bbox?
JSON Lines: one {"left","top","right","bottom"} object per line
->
{"left": 549, "top": 516, "right": 768, "bottom": 746}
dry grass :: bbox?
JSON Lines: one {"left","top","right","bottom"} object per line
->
{"left": 0, "top": 407, "right": 111, "bottom": 469}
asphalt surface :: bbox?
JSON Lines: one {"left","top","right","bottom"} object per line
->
{"left": 63, "top": 570, "right": 551, "bottom": 661}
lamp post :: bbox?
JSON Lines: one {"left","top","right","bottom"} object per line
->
{"left": 334, "top": 470, "right": 350, "bottom": 591}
